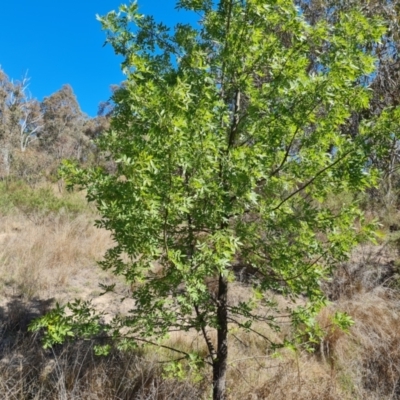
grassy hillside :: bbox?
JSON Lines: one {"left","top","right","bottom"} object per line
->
{"left": 0, "top": 181, "right": 400, "bottom": 399}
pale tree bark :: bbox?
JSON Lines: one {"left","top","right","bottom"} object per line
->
{"left": 18, "top": 97, "right": 43, "bottom": 152}
{"left": 0, "top": 69, "right": 43, "bottom": 176}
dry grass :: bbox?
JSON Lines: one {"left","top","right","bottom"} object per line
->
{"left": 0, "top": 330, "right": 202, "bottom": 400}
{"left": 223, "top": 332, "right": 338, "bottom": 399}
{"left": 321, "top": 289, "right": 400, "bottom": 399}
{"left": 0, "top": 212, "right": 112, "bottom": 302}
{"left": 0, "top": 196, "right": 202, "bottom": 399}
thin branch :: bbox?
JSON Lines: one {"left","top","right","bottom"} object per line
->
{"left": 227, "top": 316, "right": 278, "bottom": 345}
{"left": 109, "top": 335, "right": 191, "bottom": 357}
{"left": 269, "top": 148, "right": 355, "bottom": 213}
{"left": 219, "top": 0, "right": 234, "bottom": 102}
{"left": 194, "top": 303, "right": 217, "bottom": 362}
{"left": 228, "top": 355, "right": 281, "bottom": 365}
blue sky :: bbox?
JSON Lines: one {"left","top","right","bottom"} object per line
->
{"left": 0, "top": 1, "right": 197, "bottom": 117}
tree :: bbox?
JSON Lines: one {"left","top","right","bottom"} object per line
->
{"left": 0, "top": 68, "right": 43, "bottom": 178}
{"left": 296, "top": 0, "right": 400, "bottom": 206}
{"left": 31, "top": 1, "right": 389, "bottom": 399}
{"left": 40, "top": 84, "right": 89, "bottom": 162}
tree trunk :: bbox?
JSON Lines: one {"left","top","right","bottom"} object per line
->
{"left": 213, "top": 273, "right": 228, "bottom": 400}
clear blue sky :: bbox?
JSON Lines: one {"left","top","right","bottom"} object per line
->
{"left": 0, "top": 1, "right": 197, "bottom": 117}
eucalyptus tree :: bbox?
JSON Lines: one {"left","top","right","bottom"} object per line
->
{"left": 40, "top": 84, "right": 89, "bottom": 162}
{"left": 31, "top": 1, "right": 388, "bottom": 398}
{"left": 0, "top": 69, "right": 43, "bottom": 177}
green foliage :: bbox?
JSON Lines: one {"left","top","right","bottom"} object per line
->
{"left": 28, "top": 300, "right": 104, "bottom": 348}
{"left": 0, "top": 180, "right": 89, "bottom": 218}
{"left": 162, "top": 360, "right": 187, "bottom": 381}
{"left": 32, "top": 0, "right": 391, "bottom": 396}
{"left": 332, "top": 311, "right": 354, "bottom": 332}
{"left": 292, "top": 307, "right": 354, "bottom": 353}
{"left": 162, "top": 354, "right": 204, "bottom": 382}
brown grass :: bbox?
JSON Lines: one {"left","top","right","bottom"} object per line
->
{"left": 0, "top": 212, "right": 112, "bottom": 302}
{"left": 0, "top": 330, "right": 202, "bottom": 400}
{"left": 323, "top": 289, "right": 400, "bottom": 399}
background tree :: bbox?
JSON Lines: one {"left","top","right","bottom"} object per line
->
{"left": 0, "top": 68, "right": 114, "bottom": 184}
{"left": 0, "top": 68, "right": 43, "bottom": 178}
{"left": 32, "top": 1, "right": 390, "bottom": 399}
{"left": 296, "top": 0, "right": 400, "bottom": 208}
{"left": 40, "top": 84, "right": 89, "bottom": 162}
{"left": 82, "top": 93, "right": 114, "bottom": 167}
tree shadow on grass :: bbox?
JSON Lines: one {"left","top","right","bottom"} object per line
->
{"left": 0, "top": 296, "right": 203, "bottom": 399}
{"left": 0, "top": 295, "right": 54, "bottom": 336}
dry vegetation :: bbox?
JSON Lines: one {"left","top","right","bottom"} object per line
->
{"left": 1, "top": 182, "right": 400, "bottom": 399}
